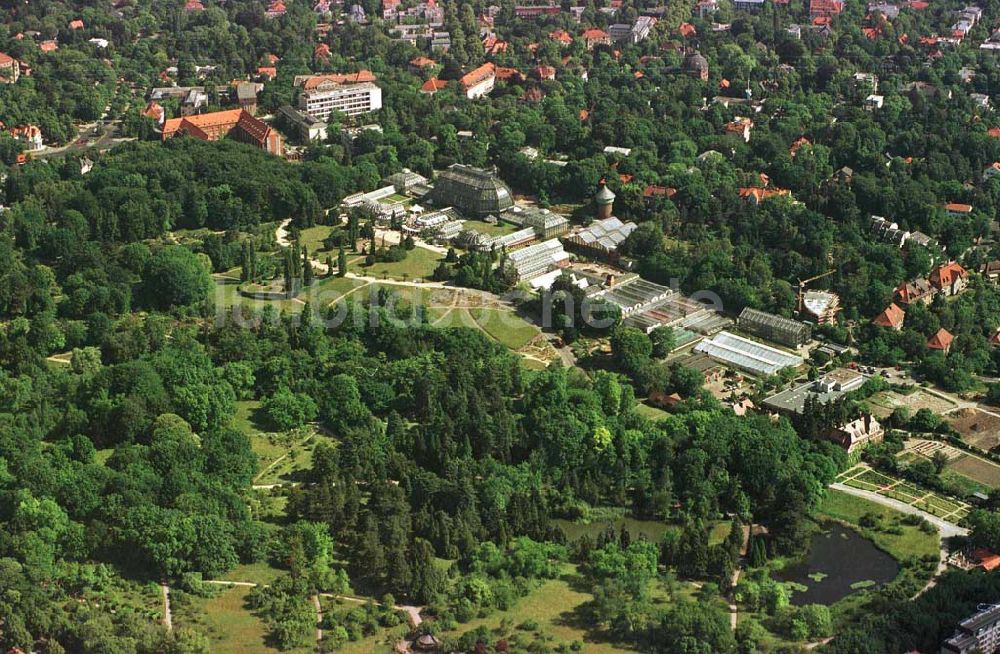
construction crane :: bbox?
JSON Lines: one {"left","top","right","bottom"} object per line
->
{"left": 796, "top": 269, "right": 836, "bottom": 316}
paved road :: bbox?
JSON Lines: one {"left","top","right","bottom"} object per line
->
{"left": 33, "top": 122, "right": 124, "bottom": 160}
{"left": 829, "top": 483, "right": 969, "bottom": 538}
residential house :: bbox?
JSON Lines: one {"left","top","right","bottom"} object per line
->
{"left": 581, "top": 28, "right": 611, "bottom": 49}
{"left": 929, "top": 262, "right": 968, "bottom": 296}
{"left": 983, "top": 162, "right": 1000, "bottom": 182}
{"left": 550, "top": 29, "right": 574, "bottom": 45}
{"left": 738, "top": 186, "right": 790, "bottom": 204}
{"left": 979, "top": 259, "right": 1000, "bottom": 283}
{"left": 734, "top": 0, "right": 765, "bottom": 11}
{"left": 873, "top": 303, "right": 905, "bottom": 330}
{"left": 142, "top": 101, "right": 165, "bottom": 126}
{"left": 944, "top": 202, "right": 973, "bottom": 216}
{"left": 895, "top": 278, "right": 936, "bottom": 306}
{"left": 533, "top": 65, "right": 556, "bottom": 81}
{"left": 871, "top": 215, "right": 912, "bottom": 248}
{"left": 696, "top": 0, "right": 719, "bottom": 17}
{"left": 724, "top": 117, "right": 754, "bottom": 142}
{"left": 419, "top": 78, "right": 448, "bottom": 94}
{"left": 409, "top": 56, "right": 436, "bottom": 75}
{"left": 809, "top": 0, "right": 843, "bottom": 17}
{"left": 927, "top": 327, "right": 954, "bottom": 353}
{"left": 0, "top": 53, "right": 20, "bottom": 83}
{"left": 9, "top": 124, "right": 43, "bottom": 151}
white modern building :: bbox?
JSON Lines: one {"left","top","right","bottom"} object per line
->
{"left": 298, "top": 80, "right": 382, "bottom": 120}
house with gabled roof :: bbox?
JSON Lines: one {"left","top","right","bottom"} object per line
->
{"left": 894, "top": 278, "right": 935, "bottom": 306}
{"left": 927, "top": 327, "right": 954, "bottom": 352}
{"left": 929, "top": 262, "right": 968, "bottom": 296}
{"left": 873, "top": 303, "right": 905, "bottom": 330}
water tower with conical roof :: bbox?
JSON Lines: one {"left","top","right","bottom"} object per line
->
{"left": 595, "top": 180, "right": 616, "bottom": 220}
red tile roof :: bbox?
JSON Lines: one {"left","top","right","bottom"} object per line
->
{"left": 643, "top": 185, "right": 677, "bottom": 198}
{"left": 533, "top": 65, "right": 555, "bottom": 80}
{"left": 974, "top": 548, "right": 1000, "bottom": 571}
{"left": 679, "top": 22, "right": 697, "bottom": 37}
{"left": 142, "top": 101, "right": 164, "bottom": 121}
{"left": 550, "top": 29, "right": 573, "bottom": 44}
{"left": 39, "top": 40, "right": 58, "bottom": 52}
{"left": 739, "top": 187, "right": 790, "bottom": 202}
{"left": 69, "top": 19, "right": 84, "bottom": 29}
{"left": 301, "top": 71, "right": 377, "bottom": 89}
{"left": 459, "top": 62, "right": 495, "bottom": 89}
{"left": 410, "top": 56, "right": 436, "bottom": 67}
{"left": 930, "top": 262, "right": 967, "bottom": 289}
{"left": 944, "top": 202, "right": 973, "bottom": 213}
{"left": 927, "top": 327, "right": 953, "bottom": 351}
{"left": 420, "top": 78, "right": 448, "bottom": 93}
{"left": 873, "top": 303, "right": 905, "bottom": 329}
{"left": 495, "top": 66, "right": 522, "bottom": 81}
{"left": 581, "top": 28, "right": 610, "bottom": 40}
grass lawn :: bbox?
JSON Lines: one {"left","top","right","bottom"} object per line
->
{"left": 521, "top": 357, "right": 549, "bottom": 370}
{"left": 470, "top": 308, "right": 541, "bottom": 350}
{"left": 174, "top": 585, "right": 313, "bottom": 654}
{"left": 461, "top": 219, "right": 522, "bottom": 237}
{"left": 297, "top": 225, "right": 334, "bottom": 255}
{"left": 349, "top": 247, "right": 443, "bottom": 281}
{"left": 217, "top": 562, "right": 287, "bottom": 586}
{"left": 817, "top": 490, "right": 939, "bottom": 561}
{"left": 440, "top": 564, "right": 637, "bottom": 654}
{"left": 636, "top": 402, "right": 669, "bottom": 420}
{"left": 231, "top": 401, "right": 319, "bottom": 486}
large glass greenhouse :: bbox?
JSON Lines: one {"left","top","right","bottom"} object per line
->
{"left": 429, "top": 164, "right": 514, "bottom": 217}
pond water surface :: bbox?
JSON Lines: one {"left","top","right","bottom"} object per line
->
{"left": 773, "top": 523, "right": 899, "bottom": 605}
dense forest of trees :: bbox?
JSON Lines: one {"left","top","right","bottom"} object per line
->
{"left": 0, "top": 0, "right": 997, "bottom": 651}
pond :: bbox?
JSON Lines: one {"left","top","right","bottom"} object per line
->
{"left": 772, "top": 523, "right": 899, "bottom": 606}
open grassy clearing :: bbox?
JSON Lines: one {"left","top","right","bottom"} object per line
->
{"left": 635, "top": 402, "right": 670, "bottom": 420}
{"left": 296, "top": 225, "right": 334, "bottom": 255}
{"left": 470, "top": 307, "right": 541, "bottom": 350}
{"left": 173, "top": 585, "right": 313, "bottom": 654}
{"left": 817, "top": 490, "right": 939, "bottom": 561}
{"left": 216, "top": 561, "right": 287, "bottom": 586}
{"left": 232, "top": 401, "right": 318, "bottom": 486}
{"left": 349, "top": 247, "right": 443, "bottom": 281}
{"left": 439, "top": 564, "right": 645, "bottom": 654}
